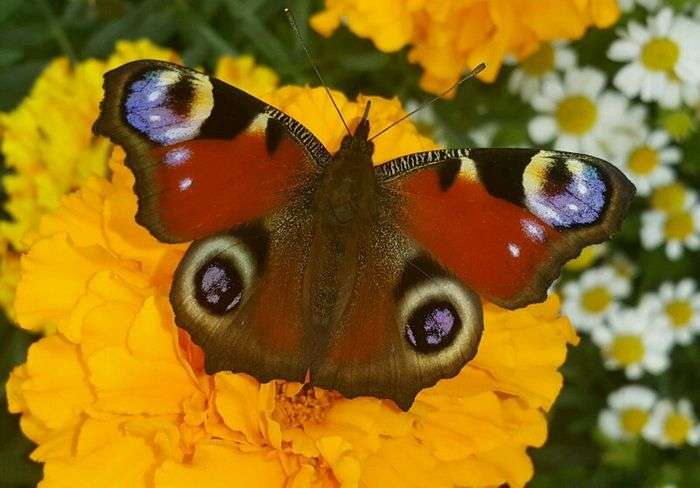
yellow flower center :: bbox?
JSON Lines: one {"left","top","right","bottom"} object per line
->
{"left": 628, "top": 146, "right": 659, "bottom": 175}
{"left": 521, "top": 43, "right": 555, "bottom": 76}
{"left": 652, "top": 183, "right": 687, "bottom": 213}
{"left": 641, "top": 38, "right": 680, "bottom": 73}
{"left": 556, "top": 96, "right": 598, "bottom": 135}
{"left": 666, "top": 300, "right": 693, "bottom": 328}
{"left": 581, "top": 286, "right": 612, "bottom": 313}
{"left": 664, "top": 211, "right": 694, "bottom": 240}
{"left": 662, "top": 111, "right": 695, "bottom": 141}
{"left": 620, "top": 407, "right": 649, "bottom": 435}
{"left": 664, "top": 413, "right": 691, "bottom": 444}
{"left": 610, "top": 335, "right": 644, "bottom": 365}
{"left": 272, "top": 383, "right": 340, "bottom": 429}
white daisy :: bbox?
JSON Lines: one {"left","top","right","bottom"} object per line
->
{"left": 592, "top": 307, "right": 673, "bottom": 379}
{"left": 562, "top": 265, "right": 631, "bottom": 332}
{"left": 528, "top": 67, "right": 644, "bottom": 159}
{"left": 650, "top": 182, "right": 694, "bottom": 214}
{"left": 641, "top": 192, "right": 700, "bottom": 259}
{"left": 643, "top": 399, "right": 700, "bottom": 448}
{"left": 468, "top": 122, "right": 499, "bottom": 147}
{"left": 618, "top": 0, "right": 659, "bottom": 12}
{"left": 640, "top": 279, "right": 700, "bottom": 345}
{"left": 610, "top": 252, "right": 638, "bottom": 280}
{"left": 599, "top": 385, "right": 657, "bottom": 440}
{"left": 616, "top": 128, "right": 681, "bottom": 196}
{"left": 608, "top": 8, "right": 700, "bottom": 108}
{"left": 508, "top": 42, "right": 576, "bottom": 102}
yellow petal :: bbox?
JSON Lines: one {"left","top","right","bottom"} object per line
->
{"left": 20, "top": 336, "right": 93, "bottom": 430}
{"left": 213, "top": 373, "right": 267, "bottom": 446}
{"left": 41, "top": 431, "right": 156, "bottom": 488}
{"left": 155, "top": 443, "right": 286, "bottom": 488}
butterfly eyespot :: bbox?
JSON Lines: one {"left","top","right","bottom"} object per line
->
{"left": 523, "top": 151, "right": 607, "bottom": 229}
{"left": 406, "top": 300, "right": 461, "bottom": 352}
{"left": 396, "top": 269, "right": 482, "bottom": 357}
{"left": 172, "top": 225, "right": 269, "bottom": 321}
{"left": 124, "top": 68, "right": 213, "bottom": 145}
{"left": 194, "top": 257, "right": 244, "bottom": 315}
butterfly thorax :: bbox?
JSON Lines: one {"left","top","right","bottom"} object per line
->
{"left": 302, "top": 122, "right": 380, "bottom": 349}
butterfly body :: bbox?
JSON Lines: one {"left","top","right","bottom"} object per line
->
{"left": 94, "top": 60, "right": 635, "bottom": 410}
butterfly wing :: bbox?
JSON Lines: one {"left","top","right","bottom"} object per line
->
{"left": 170, "top": 210, "right": 315, "bottom": 384}
{"left": 309, "top": 228, "right": 484, "bottom": 410}
{"left": 93, "top": 59, "right": 331, "bottom": 243}
{"left": 376, "top": 147, "right": 635, "bottom": 309}
{"left": 94, "top": 60, "right": 330, "bottom": 384}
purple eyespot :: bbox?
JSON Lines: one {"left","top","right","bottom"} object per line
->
{"left": 406, "top": 301, "right": 461, "bottom": 352}
{"left": 525, "top": 159, "right": 607, "bottom": 229}
{"left": 194, "top": 257, "right": 243, "bottom": 315}
{"left": 124, "top": 69, "right": 212, "bottom": 145}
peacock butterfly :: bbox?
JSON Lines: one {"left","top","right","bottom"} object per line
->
{"left": 93, "top": 60, "right": 635, "bottom": 410}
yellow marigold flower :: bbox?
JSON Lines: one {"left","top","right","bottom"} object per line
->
{"left": 0, "top": 43, "right": 278, "bottom": 317}
{"left": 311, "top": 0, "right": 620, "bottom": 93}
{"left": 215, "top": 55, "right": 279, "bottom": 97}
{"left": 8, "top": 86, "right": 577, "bottom": 487}
{"left": 0, "top": 40, "right": 178, "bottom": 315}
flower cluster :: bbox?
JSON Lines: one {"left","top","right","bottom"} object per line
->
{"left": 311, "top": 0, "right": 620, "bottom": 93}
{"left": 0, "top": 41, "right": 279, "bottom": 321}
{"left": 532, "top": 2, "right": 700, "bottom": 456}
{"left": 600, "top": 386, "right": 700, "bottom": 448}
{"left": 2, "top": 42, "right": 578, "bottom": 487}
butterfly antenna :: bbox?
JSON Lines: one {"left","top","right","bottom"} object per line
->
{"left": 368, "top": 63, "right": 486, "bottom": 142}
{"left": 285, "top": 7, "right": 352, "bottom": 136}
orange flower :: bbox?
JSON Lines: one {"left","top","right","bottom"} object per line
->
{"left": 0, "top": 41, "right": 278, "bottom": 320}
{"left": 311, "top": 0, "right": 620, "bottom": 93}
{"left": 8, "top": 84, "right": 577, "bottom": 486}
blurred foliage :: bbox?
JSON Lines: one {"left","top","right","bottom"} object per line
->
{"left": 0, "top": 0, "right": 699, "bottom": 486}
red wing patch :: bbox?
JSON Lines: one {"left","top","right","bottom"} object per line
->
{"left": 147, "top": 134, "right": 312, "bottom": 242}
{"left": 93, "top": 60, "right": 329, "bottom": 243}
{"left": 393, "top": 168, "right": 561, "bottom": 307}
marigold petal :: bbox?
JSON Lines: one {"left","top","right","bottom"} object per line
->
{"left": 19, "top": 336, "right": 93, "bottom": 431}
{"left": 473, "top": 444, "right": 535, "bottom": 488}
{"left": 214, "top": 55, "right": 279, "bottom": 98}
{"left": 29, "top": 424, "right": 78, "bottom": 463}
{"left": 41, "top": 431, "right": 156, "bottom": 488}
{"left": 154, "top": 443, "right": 286, "bottom": 488}
{"left": 15, "top": 233, "right": 147, "bottom": 333}
{"left": 87, "top": 345, "right": 199, "bottom": 415}
{"left": 214, "top": 373, "right": 267, "bottom": 446}
{"left": 309, "top": 9, "right": 342, "bottom": 37}
{"left": 361, "top": 437, "right": 452, "bottom": 488}
{"left": 316, "top": 436, "right": 362, "bottom": 488}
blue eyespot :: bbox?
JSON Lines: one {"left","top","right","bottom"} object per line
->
{"left": 523, "top": 154, "right": 607, "bottom": 229}
{"left": 406, "top": 301, "right": 461, "bottom": 352}
{"left": 124, "top": 69, "right": 213, "bottom": 145}
{"left": 195, "top": 257, "right": 243, "bottom": 315}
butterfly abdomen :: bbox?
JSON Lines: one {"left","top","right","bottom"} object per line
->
{"left": 301, "top": 136, "right": 382, "bottom": 350}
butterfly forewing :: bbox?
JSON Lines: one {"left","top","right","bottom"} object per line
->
{"left": 377, "top": 147, "right": 635, "bottom": 309}
{"left": 93, "top": 59, "right": 330, "bottom": 243}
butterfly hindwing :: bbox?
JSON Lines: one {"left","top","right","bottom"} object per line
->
{"left": 170, "top": 207, "right": 314, "bottom": 384}
{"left": 377, "top": 148, "right": 635, "bottom": 309}
{"left": 311, "top": 241, "right": 483, "bottom": 410}
{"left": 93, "top": 59, "right": 331, "bottom": 243}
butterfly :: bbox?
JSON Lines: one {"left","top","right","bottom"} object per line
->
{"left": 93, "top": 60, "right": 635, "bottom": 410}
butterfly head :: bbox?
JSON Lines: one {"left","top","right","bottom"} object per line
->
{"left": 338, "top": 100, "right": 374, "bottom": 159}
